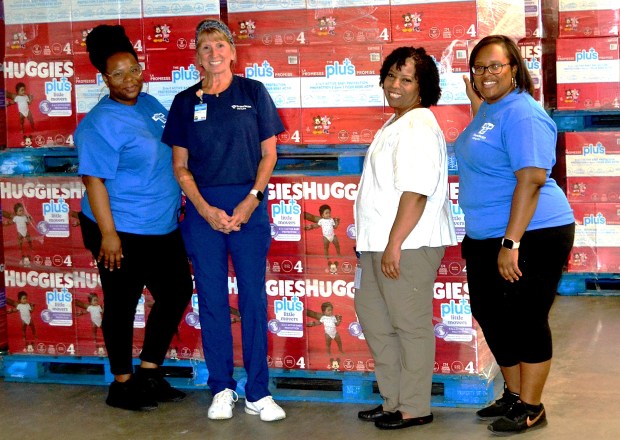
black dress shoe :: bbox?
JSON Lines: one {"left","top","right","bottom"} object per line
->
{"left": 358, "top": 405, "right": 394, "bottom": 422}
{"left": 375, "top": 411, "right": 434, "bottom": 430}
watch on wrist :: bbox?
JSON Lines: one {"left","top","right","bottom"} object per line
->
{"left": 501, "top": 238, "right": 520, "bottom": 250}
{"left": 250, "top": 189, "right": 264, "bottom": 202}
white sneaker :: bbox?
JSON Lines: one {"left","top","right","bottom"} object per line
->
{"left": 245, "top": 396, "right": 286, "bottom": 421}
{"left": 208, "top": 388, "right": 238, "bottom": 420}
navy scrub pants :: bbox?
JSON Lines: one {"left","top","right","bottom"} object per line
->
{"left": 182, "top": 183, "right": 271, "bottom": 402}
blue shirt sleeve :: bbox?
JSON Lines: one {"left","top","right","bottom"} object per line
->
{"left": 76, "top": 114, "right": 121, "bottom": 179}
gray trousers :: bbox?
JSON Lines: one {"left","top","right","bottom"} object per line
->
{"left": 355, "top": 247, "right": 444, "bottom": 416}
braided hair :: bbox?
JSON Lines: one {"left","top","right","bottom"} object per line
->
{"left": 85, "top": 25, "right": 138, "bottom": 74}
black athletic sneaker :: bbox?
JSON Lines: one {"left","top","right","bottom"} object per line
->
{"left": 106, "top": 377, "right": 159, "bottom": 411}
{"left": 476, "top": 386, "right": 520, "bottom": 421}
{"left": 488, "top": 401, "right": 547, "bottom": 436}
{"left": 135, "top": 366, "right": 187, "bottom": 402}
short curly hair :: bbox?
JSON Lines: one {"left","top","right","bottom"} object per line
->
{"left": 379, "top": 46, "right": 441, "bottom": 107}
{"left": 85, "top": 25, "right": 138, "bottom": 74}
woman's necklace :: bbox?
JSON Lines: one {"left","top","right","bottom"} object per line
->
{"left": 202, "top": 76, "right": 233, "bottom": 98}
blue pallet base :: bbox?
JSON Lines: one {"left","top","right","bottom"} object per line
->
{"left": 557, "top": 273, "right": 620, "bottom": 296}
{"left": 0, "top": 355, "right": 499, "bottom": 407}
{"left": 551, "top": 109, "right": 620, "bottom": 132}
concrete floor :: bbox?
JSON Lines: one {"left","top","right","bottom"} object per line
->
{"left": 1, "top": 294, "right": 619, "bottom": 440}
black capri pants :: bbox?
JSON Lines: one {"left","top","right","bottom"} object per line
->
{"left": 462, "top": 223, "right": 574, "bottom": 366}
{"left": 79, "top": 213, "right": 193, "bottom": 375}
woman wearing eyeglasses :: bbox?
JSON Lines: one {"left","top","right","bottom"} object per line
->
{"left": 75, "top": 25, "right": 193, "bottom": 411}
{"left": 455, "top": 35, "right": 575, "bottom": 435}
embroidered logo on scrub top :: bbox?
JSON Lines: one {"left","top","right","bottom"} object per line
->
{"left": 152, "top": 112, "right": 167, "bottom": 128}
{"left": 472, "top": 122, "right": 495, "bottom": 141}
{"left": 231, "top": 105, "right": 252, "bottom": 110}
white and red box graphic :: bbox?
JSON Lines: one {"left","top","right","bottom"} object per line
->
{"left": 562, "top": 131, "right": 620, "bottom": 177}
{"left": 572, "top": 202, "right": 620, "bottom": 249}
{"left": 567, "top": 246, "right": 598, "bottom": 272}
{"left": 306, "top": 0, "right": 391, "bottom": 45}
{"left": 145, "top": 50, "right": 200, "bottom": 110}
{"left": 73, "top": 276, "right": 106, "bottom": 357}
{"left": 518, "top": 37, "right": 547, "bottom": 105}
{"left": 558, "top": 0, "right": 619, "bottom": 38}
{"left": 566, "top": 176, "right": 620, "bottom": 203}
{"left": 300, "top": 45, "right": 385, "bottom": 144}
{"left": 300, "top": 177, "right": 357, "bottom": 269}
{"left": 1, "top": 177, "right": 84, "bottom": 270}
{"left": 556, "top": 37, "right": 620, "bottom": 110}
{"left": 303, "top": 274, "right": 373, "bottom": 372}
{"left": 142, "top": 0, "right": 220, "bottom": 52}
{"left": 428, "top": 105, "right": 472, "bottom": 144}
{"left": 381, "top": 40, "right": 470, "bottom": 106}
{"left": 4, "top": 266, "right": 90, "bottom": 356}
{"left": 267, "top": 175, "right": 359, "bottom": 274}
{"left": 475, "top": 0, "right": 526, "bottom": 39}
{"left": 524, "top": 0, "right": 543, "bottom": 38}
{"left": 5, "top": 22, "right": 73, "bottom": 59}
{"left": 267, "top": 175, "right": 309, "bottom": 259}
{"left": 74, "top": 52, "right": 108, "bottom": 122}
{"left": 433, "top": 275, "right": 494, "bottom": 375}
{"left": 69, "top": 0, "right": 142, "bottom": 23}
{"left": 300, "top": 44, "right": 383, "bottom": 108}
{"left": 71, "top": 18, "right": 144, "bottom": 61}
{"left": 4, "top": 57, "right": 77, "bottom": 148}
{"left": 302, "top": 106, "right": 386, "bottom": 145}
{"left": 264, "top": 274, "right": 310, "bottom": 370}
{"left": 228, "top": 0, "right": 308, "bottom": 47}
{"left": 235, "top": 46, "right": 303, "bottom": 145}
{"left": 389, "top": 0, "right": 476, "bottom": 43}
{"left": 3, "top": 0, "right": 72, "bottom": 26}
{"left": 568, "top": 246, "right": 620, "bottom": 273}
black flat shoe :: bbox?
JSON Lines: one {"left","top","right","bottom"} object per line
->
{"left": 358, "top": 405, "right": 394, "bottom": 422}
{"left": 375, "top": 411, "right": 434, "bottom": 430}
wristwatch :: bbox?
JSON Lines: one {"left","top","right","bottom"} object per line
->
{"left": 501, "top": 238, "right": 520, "bottom": 250}
{"left": 249, "top": 189, "right": 264, "bottom": 201}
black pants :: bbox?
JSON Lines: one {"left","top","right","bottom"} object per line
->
{"left": 462, "top": 223, "right": 575, "bottom": 366}
{"left": 79, "top": 213, "right": 193, "bottom": 375}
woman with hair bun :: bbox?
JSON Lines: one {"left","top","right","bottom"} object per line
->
{"left": 75, "top": 25, "right": 193, "bottom": 411}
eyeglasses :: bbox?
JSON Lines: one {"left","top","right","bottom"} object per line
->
{"left": 105, "top": 64, "right": 143, "bottom": 82}
{"left": 471, "top": 63, "right": 510, "bottom": 76}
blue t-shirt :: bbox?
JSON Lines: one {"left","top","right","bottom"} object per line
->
{"left": 454, "top": 90, "right": 574, "bottom": 239}
{"left": 161, "top": 75, "right": 284, "bottom": 187}
{"left": 76, "top": 93, "right": 181, "bottom": 235}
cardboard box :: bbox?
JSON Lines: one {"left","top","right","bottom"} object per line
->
{"left": 573, "top": 202, "right": 620, "bottom": 248}
{"left": 562, "top": 131, "right": 620, "bottom": 177}
{"left": 4, "top": 266, "right": 86, "bottom": 355}
{"left": 430, "top": 105, "right": 472, "bottom": 144}
{"left": 433, "top": 275, "right": 494, "bottom": 375}
{"left": 556, "top": 37, "right": 620, "bottom": 110}
{"left": 5, "top": 22, "right": 73, "bottom": 59}
{"left": 558, "top": 0, "right": 620, "bottom": 38}
{"left": 234, "top": 46, "right": 303, "bottom": 144}
{"left": 142, "top": 0, "right": 219, "bottom": 52}
{"left": 4, "top": 57, "right": 77, "bottom": 148}
{"left": 228, "top": 0, "right": 308, "bottom": 47}
{"left": 299, "top": 43, "right": 386, "bottom": 143}
{"left": 306, "top": 0, "right": 391, "bottom": 45}
{"left": 0, "top": 177, "right": 84, "bottom": 269}
{"left": 566, "top": 176, "right": 620, "bottom": 203}
{"left": 145, "top": 50, "right": 200, "bottom": 110}
{"left": 390, "top": 0, "right": 477, "bottom": 42}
